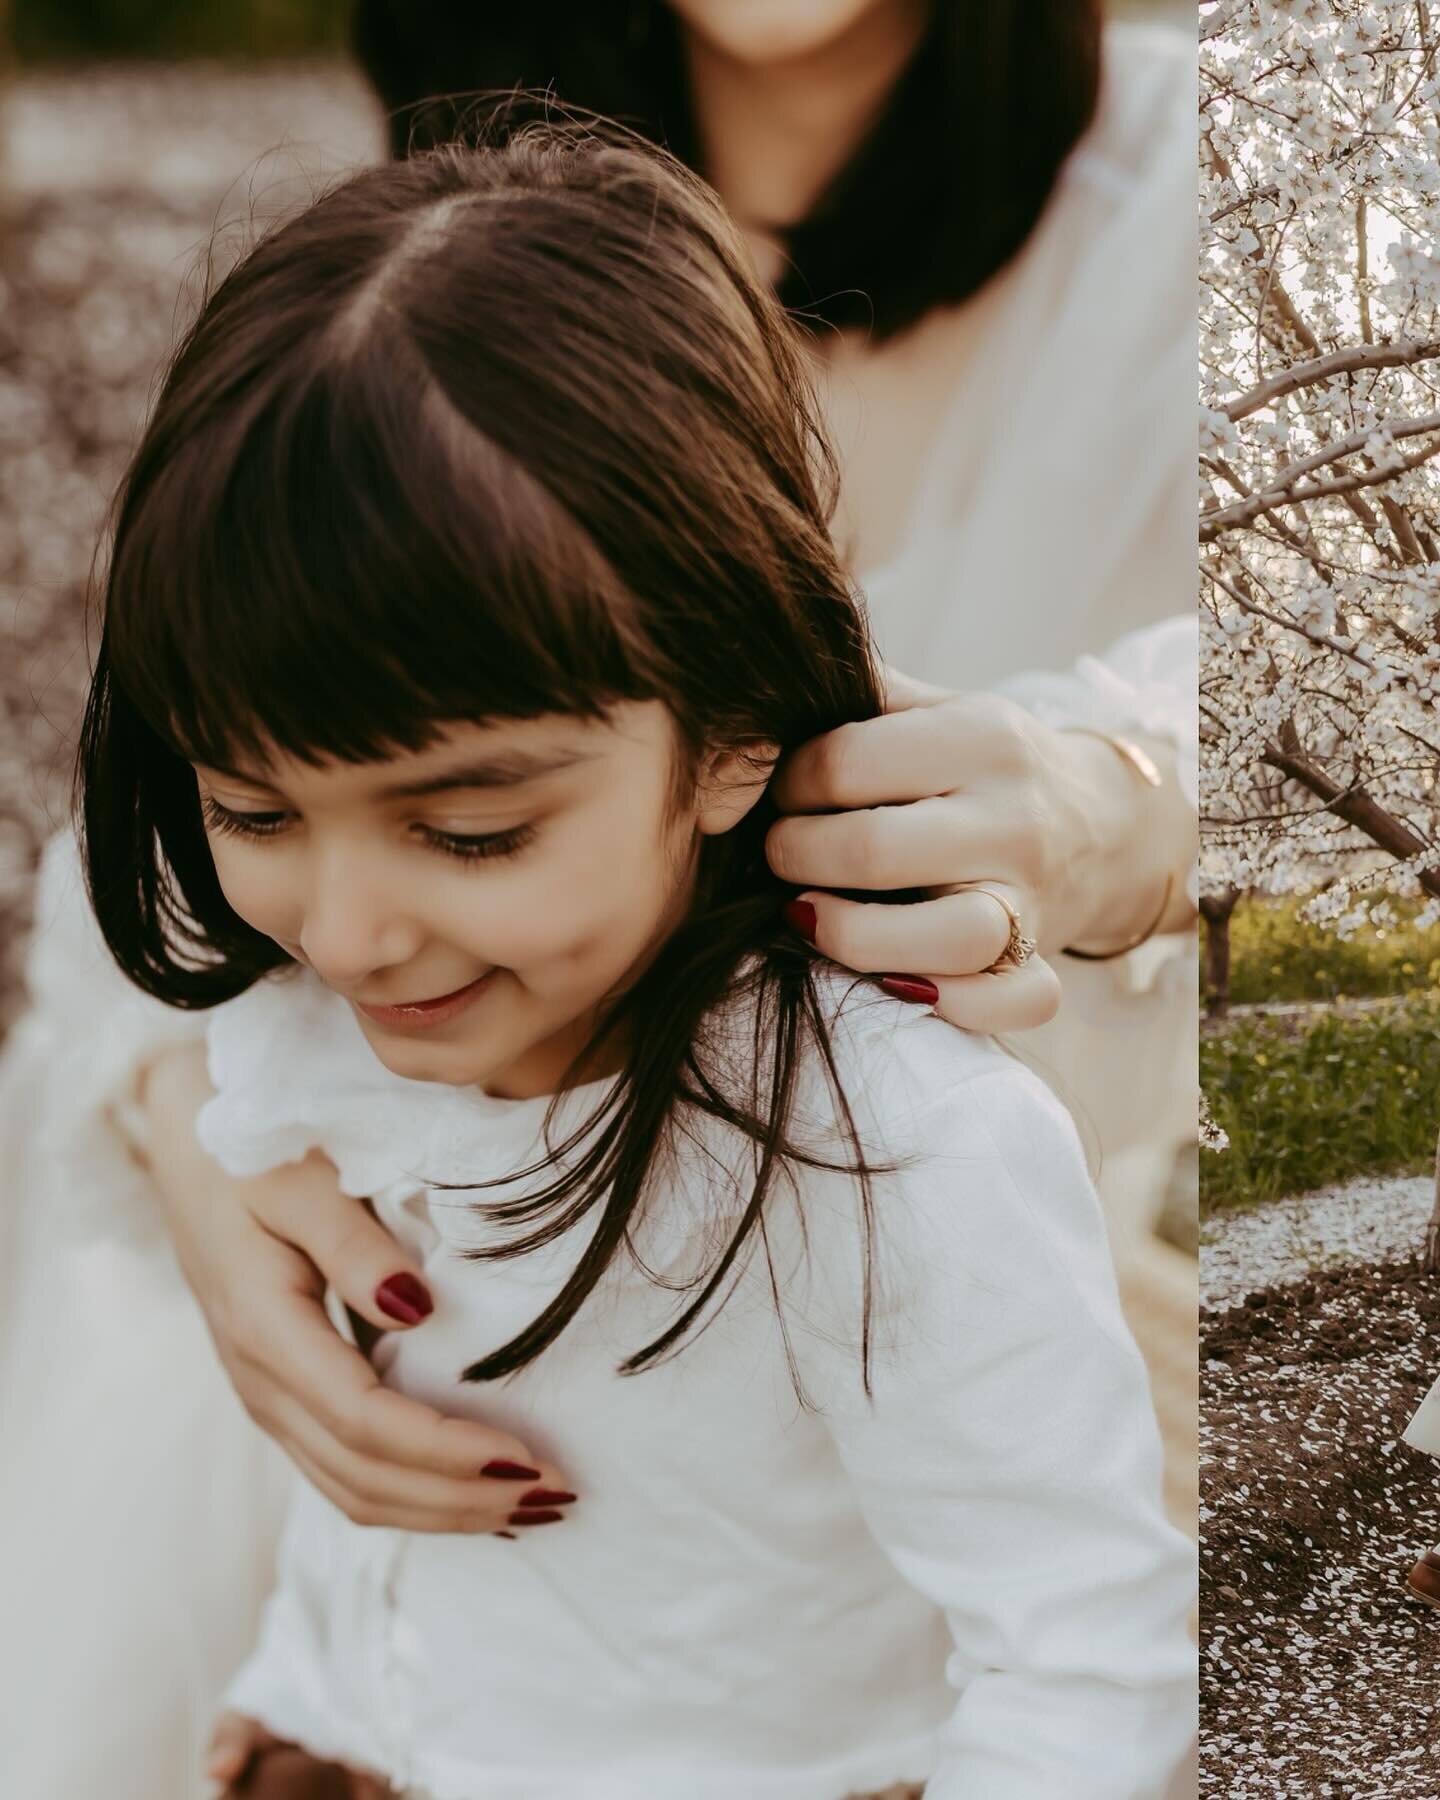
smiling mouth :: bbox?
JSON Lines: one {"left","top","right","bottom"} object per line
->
{"left": 354, "top": 971, "right": 496, "bottom": 1031}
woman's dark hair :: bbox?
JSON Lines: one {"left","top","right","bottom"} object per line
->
{"left": 78, "top": 122, "right": 889, "bottom": 1391}
{"left": 350, "top": 0, "right": 1103, "bottom": 343}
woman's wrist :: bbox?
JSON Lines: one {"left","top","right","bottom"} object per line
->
{"left": 1058, "top": 728, "right": 1196, "bottom": 953}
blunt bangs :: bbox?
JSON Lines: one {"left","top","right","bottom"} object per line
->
{"left": 104, "top": 329, "right": 650, "bottom": 775}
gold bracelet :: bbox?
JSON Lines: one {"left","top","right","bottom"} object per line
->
{"left": 1060, "top": 727, "right": 1175, "bottom": 962}
{"left": 1064, "top": 725, "right": 1164, "bottom": 790}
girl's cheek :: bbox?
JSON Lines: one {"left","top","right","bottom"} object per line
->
{"left": 450, "top": 877, "right": 629, "bottom": 971}
{"left": 208, "top": 842, "right": 296, "bottom": 940}
{"left": 457, "top": 845, "right": 677, "bottom": 979}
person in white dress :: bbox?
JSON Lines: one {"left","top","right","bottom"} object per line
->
{"left": 0, "top": 5, "right": 1197, "bottom": 1797}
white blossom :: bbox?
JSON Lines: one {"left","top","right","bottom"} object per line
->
{"left": 1201, "top": 2, "right": 1440, "bottom": 927}
{"left": 1200, "top": 1089, "right": 1230, "bottom": 1154}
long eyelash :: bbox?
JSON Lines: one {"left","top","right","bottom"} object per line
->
{"left": 201, "top": 796, "right": 290, "bottom": 839}
{"left": 420, "top": 823, "right": 536, "bottom": 864}
{"left": 200, "top": 797, "right": 534, "bottom": 865}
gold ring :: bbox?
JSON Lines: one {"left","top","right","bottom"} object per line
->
{"left": 965, "top": 887, "right": 1037, "bottom": 975}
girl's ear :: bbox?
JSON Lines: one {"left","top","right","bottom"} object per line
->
{"left": 695, "top": 743, "right": 780, "bottom": 838}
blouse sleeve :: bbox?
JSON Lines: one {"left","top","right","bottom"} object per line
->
{"left": 791, "top": 1056, "right": 1196, "bottom": 1798}
{"left": 993, "top": 614, "right": 1199, "bottom": 905}
{"left": 22, "top": 829, "right": 209, "bottom": 1249}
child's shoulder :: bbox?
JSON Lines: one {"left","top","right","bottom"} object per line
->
{"left": 751, "top": 969, "right": 1110, "bottom": 1367}
{"left": 805, "top": 965, "right": 1065, "bottom": 1149}
{"left": 704, "top": 960, "right": 1082, "bottom": 1172}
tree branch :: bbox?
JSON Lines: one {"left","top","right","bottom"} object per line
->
{"left": 1203, "top": 565, "right": 1382, "bottom": 672}
{"left": 1222, "top": 338, "right": 1440, "bottom": 422}
{"left": 1201, "top": 429, "right": 1440, "bottom": 537}
{"left": 1263, "top": 723, "right": 1440, "bottom": 899}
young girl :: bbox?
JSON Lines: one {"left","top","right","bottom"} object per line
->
{"left": 77, "top": 123, "right": 1193, "bottom": 1798}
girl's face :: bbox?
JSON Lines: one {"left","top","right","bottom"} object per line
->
{"left": 196, "top": 702, "right": 762, "bottom": 1099}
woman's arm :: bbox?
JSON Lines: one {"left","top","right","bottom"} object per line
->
{"left": 793, "top": 1059, "right": 1196, "bottom": 1798}
{"left": 138, "top": 1041, "right": 572, "bottom": 1531}
{"left": 20, "top": 831, "right": 567, "bottom": 1526}
{"left": 767, "top": 619, "right": 1198, "bottom": 1032}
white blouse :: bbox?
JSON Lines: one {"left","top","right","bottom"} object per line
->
{"left": 196, "top": 968, "right": 1194, "bottom": 1800}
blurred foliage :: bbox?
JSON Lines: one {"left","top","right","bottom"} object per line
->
{"left": 1204, "top": 892, "right": 1440, "bottom": 1006}
{"left": 1201, "top": 997, "right": 1440, "bottom": 1211}
{"left": 12, "top": 0, "right": 348, "bottom": 60}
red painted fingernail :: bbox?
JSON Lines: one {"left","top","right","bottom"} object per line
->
{"left": 481, "top": 1461, "right": 542, "bottom": 1480}
{"left": 519, "top": 1489, "right": 576, "bottom": 1507}
{"left": 375, "top": 1272, "right": 434, "bottom": 1324}
{"left": 783, "top": 899, "right": 817, "bottom": 942}
{"left": 880, "top": 974, "right": 939, "bottom": 1006}
{"left": 510, "top": 1508, "right": 565, "bottom": 1525}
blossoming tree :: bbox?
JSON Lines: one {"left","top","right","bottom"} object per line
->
{"left": 1200, "top": 0, "right": 1440, "bottom": 1000}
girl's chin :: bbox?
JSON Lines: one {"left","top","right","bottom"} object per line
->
{"left": 357, "top": 1035, "right": 481, "bottom": 1087}
{"left": 355, "top": 1018, "right": 551, "bottom": 1097}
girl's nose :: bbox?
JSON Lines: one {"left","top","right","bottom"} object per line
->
{"left": 298, "top": 855, "right": 424, "bottom": 989}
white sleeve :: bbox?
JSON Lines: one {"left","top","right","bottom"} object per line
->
{"left": 993, "top": 615, "right": 1199, "bottom": 906}
{"left": 793, "top": 1062, "right": 1196, "bottom": 1799}
{"left": 22, "top": 830, "right": 209, "bottom": 1249}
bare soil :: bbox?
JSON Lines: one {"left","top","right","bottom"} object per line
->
{"left": 1201, "top": 1256, "right": 1440, "bottom": 1797}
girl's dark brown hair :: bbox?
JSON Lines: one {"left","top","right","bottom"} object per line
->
{"left": 78, "top": 119, "right": 888, "bottom": 1389}
{"left": 351, "top": 0, "right": 1104, "bottom": 342}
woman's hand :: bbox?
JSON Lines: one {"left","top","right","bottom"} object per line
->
{"left": 767, "top": 670, "right": 1196, "bottom": 1033}
{"left": 141, "top": 1043, "right": 575, "bottom": 1535}
{"left": 208, "top": 1714, "right": 394, "bottom": 1796}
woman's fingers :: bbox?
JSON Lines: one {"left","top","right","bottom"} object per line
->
{"left": 790, "top": 886, "right": 1058, "bottom": 1030}
{"left": 794, "top": 887, "right": 1017, "bottom": 977}
{"left": 267, "top": 1373, "right": 572, "bottom": 1533}
{"left": 928, "top": 958, "right": 1063, "bottom": 1033}
{"left": 768, "top": 795, "right": 1026, "bottom": 894}
{"left": 145, "top": 1079, "right": 571, "bottom": 1528}
{"left": 280, "top": 1429, "right": 558, "bottom": 1536}
{"left": 231, "top": 1282, "right": 556, "bottom": 1491}
{"left": 771, "top": 707, "right": 959, "bottom": 814}
{"left": 246, "top": 1154, "right": 435, "bottom": 1335}
{"left": 771, "top": 689, "right": 1034, "bottom": 815}
{"left": 206, "top": 1712, "right": 281, "bottom": 1786}
{"left": 879, "top": 663, "right": 951, "bottom": 713}
{"left": 206, "top": 1723, "right": 393, "bottom": 1799}
{"left": 351, "top": 1773, "right": 398, "bottom": 1800}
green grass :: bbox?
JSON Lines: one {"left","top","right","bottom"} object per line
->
{"left": 1201, "top": 995, "right": 1440, "bottom": 1212}
{"left": 1206, "top": 892, "right": 1440, "bottom": 1006}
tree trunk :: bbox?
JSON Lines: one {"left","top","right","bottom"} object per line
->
{"left": 1200, "top": 887, "right": 1242, "bottom": 1019}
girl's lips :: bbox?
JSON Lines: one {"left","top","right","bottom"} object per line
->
{"left": 355, "top": 971, "right": 495, "bottom": 1032}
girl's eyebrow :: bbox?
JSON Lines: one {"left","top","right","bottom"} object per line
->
{"left": 383, "top": 746, "right": 594, "bottom": 798}
{"left": 198, "top": 746, "right": 592, "bottom": 797}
